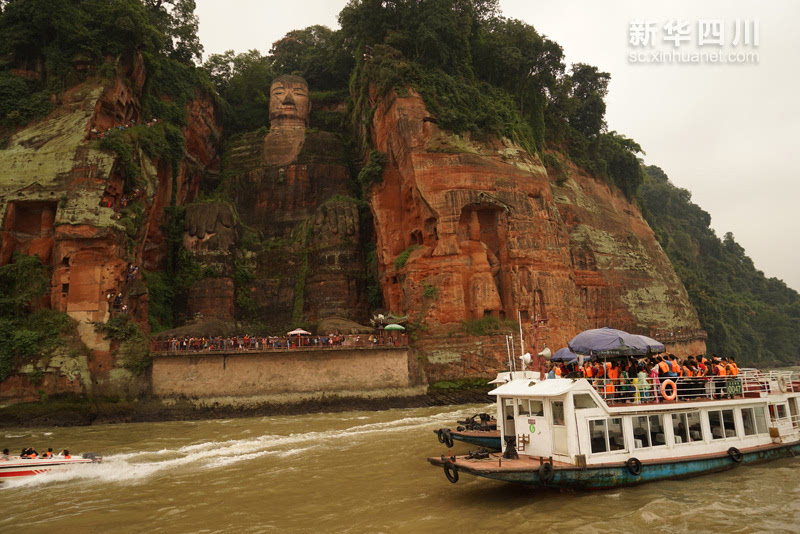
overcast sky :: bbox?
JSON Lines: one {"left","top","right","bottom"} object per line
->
{"left": 195, "top": 0, "right": 800, "bottom": 291}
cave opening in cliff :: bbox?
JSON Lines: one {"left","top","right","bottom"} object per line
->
{"left": 1, "top": 200, "right": 58, "bottom": 266}
{"left": 457, "top": 205, "right": 503, "bottom": 259}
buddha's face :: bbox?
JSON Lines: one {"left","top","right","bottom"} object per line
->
{"left": 269, "top": 80, "right": 310, "bottom": 127}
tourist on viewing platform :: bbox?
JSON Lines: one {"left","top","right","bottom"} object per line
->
{"left": 636, "top": 365, "right": 650, "bottom": 402}
{"left": 649, "top": 358, "right": 662, "bottom": 401}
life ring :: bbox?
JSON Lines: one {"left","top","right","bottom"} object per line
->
{"left": 444, "top": 460, "right": 459, "bottom": 483}
{"left": 661, "top": 379, "right": 677, "bottom": 401}
{"left": 442, "top": 429, "right": 454, "bottom": 448}
{"left": 777, "top": 375, "right": 788, "bottom": 393}
{"left": 626, "top": 457, "right": 642, "bottom": 476}
{"left": 728, "top": 447, "right": 743, "bottom": 463}
{"left": 538, "top": 461, "right": 555, "bottom": 483}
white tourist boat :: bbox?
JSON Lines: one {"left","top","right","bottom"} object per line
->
{"left": 429, "top": 368, "right": 800, "bottom": 489}
{"left": 0, "top": 453, "right": 102, "bottom": 480}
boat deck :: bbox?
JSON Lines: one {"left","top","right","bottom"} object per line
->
{"left": 429, "top": 452, "right": 572, "bottom": 470}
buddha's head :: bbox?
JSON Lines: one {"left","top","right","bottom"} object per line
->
{"left": 269, "top": 74, "right": 311, "bottom": 129}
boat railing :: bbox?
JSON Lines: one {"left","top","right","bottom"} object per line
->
{"left": 583, "top": 370, "right": 796, "bottom": 405}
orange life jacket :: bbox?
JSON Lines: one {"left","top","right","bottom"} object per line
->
{"left": 658, "top": 361, "right": 670, "bottom": 373}
{"left": 554, "top": 367, "right": 562, "bottom": 377}
{"left": 731, "top": 363, "right": 739, "bottom": 375}
{"left": 717, "top": 364, "right": 726, "bottom": 376}
{"left": 683, "top": 366, "right": 692, "bottom": 377}
{"left": 41, "top": 452, "right": 52, "bottom": 459}
{"left": 64, "top": 455, "right": 71, "bottom": 459}
{"left": 670, "top": 360, "right": 680, "bottom": 373}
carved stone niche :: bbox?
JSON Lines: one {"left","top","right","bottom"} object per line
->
{"left": 0, "top": 200, "right": 58, "bottom": 266}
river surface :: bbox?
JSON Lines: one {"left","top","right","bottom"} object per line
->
{"left": 2, "top": 403, "right": 799, "bottom": 533}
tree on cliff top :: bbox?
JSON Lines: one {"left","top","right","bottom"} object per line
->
{"left": 340, "top": 0, "right": 642, "bottom": 197}
{"left": 638, "top": 165, "right": 800, "bottom": 365}
{"left": 269, "top": 25, "right": 353, "bottom": 91}
{"left": 143, "top": 0, "right": 203, "bottom": 64}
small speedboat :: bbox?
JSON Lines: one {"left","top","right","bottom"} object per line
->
{"left": 0, "top": 453, "right": 102, "bottom": 480}
{"left": 434, "top": 413, "right": 501, "bottom": 450}
{"left": 432, "top": 371, "right": 541, "bottom": 450}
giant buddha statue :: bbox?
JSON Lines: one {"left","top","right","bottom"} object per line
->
{"left": 268, "top": 74, "right": 311, "bottom": 129}
{"left": 215, "top": 74, "right": 368, "bottom": 328}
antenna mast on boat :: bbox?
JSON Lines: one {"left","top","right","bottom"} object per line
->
{"left": 518, "top": 310, "right": 525, "bottom": 357}
{"left": 505, "top": 335, "right": 513, "bottom": 371}
{"left": 532, "top": 313, "right": 549, "bottom": 368}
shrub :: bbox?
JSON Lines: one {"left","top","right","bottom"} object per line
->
{"left": 357, "top": 149, "right": 387, "bottom": 191}
{"left": 394, "top": 244, "right": 421, "bottom": 270}
{"left": 459, "top": 316, "right": 518, "bottom": 336}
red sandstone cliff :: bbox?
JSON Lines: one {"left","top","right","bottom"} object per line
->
{"left": 0, "top": 56, "right": 221, "bottom": 403}
{"left": 366, "top": 88, "right": 704, "bottom": 375}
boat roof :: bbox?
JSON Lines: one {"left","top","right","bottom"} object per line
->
{"left": 489, "top": 377, "right": 582, "bottom": 397}
{"left": 488, "top": 370, "right": 540, "bottom": 384}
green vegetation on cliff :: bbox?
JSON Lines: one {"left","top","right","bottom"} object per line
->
{"left": 0, "top": 0, "right": 204, "bottom": 134}
{"left": 341, "top": 0, "right": 644, "bottom": 199}
{"left": 638, "top": 166, "right": 800, "bottom": 365}
{"left": 0, "top": 253, "right": 83, "bottom": 381}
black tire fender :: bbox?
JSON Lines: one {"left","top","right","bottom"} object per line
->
{"left": 538, "top": 461, "right": 555, "bottom": 483}
{"left": 626, "top": 457, "right": 642, "bottom": 476}
{"left": 728, "top": 447, "right": 743, "bottom": 463}
{"left": 444, "top": 460, "right": 459, "bottom": 483}
{"left": 443, "top": 429, "right": 454, "bottom": 448}
{"left": 437, "top": 429, "right": 446, "bottom": 444}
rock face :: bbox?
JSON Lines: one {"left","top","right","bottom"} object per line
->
{"left": 0, "top": 57, "right": 221, "bottom": 398}
{"left": 367, "top": 89, "right": 704, "bottom": 364}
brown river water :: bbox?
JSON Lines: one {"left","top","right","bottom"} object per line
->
{"left": 2, "top": 403, "right": 800, "bottom": 534}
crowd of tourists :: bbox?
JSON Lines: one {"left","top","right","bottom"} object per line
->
{"left": 155, "top": 333, "right": 407, "bottom": 352}
{"left": 0, "top": 447, "right": 71, "bottom": 460}
{"left": 89, "top": 117, "right": 162, "bottom": 140}
{"left": 547, "top": 353, "right": 742, "bottom": 402}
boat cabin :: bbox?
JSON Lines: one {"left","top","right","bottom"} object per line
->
{"left": 490, "top": 372, "right": 800, "bottom": 466}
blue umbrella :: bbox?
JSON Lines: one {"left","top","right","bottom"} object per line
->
{"left": 551, "top": 347, "right": 580, "bottom": 363}
{"left": 636, "top": 334, "right": 665, "bottom": 355}
{"left": 568, "top": 327, "right": 649, "bottom": 357}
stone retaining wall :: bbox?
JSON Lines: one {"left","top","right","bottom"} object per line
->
{"left": 152, "top": 347, "right": 414, "bottom": 398}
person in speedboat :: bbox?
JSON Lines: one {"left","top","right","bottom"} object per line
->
{"left": 1, "top": 448, "right": 9, "bottom": 461}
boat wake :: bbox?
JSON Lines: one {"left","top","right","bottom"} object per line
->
{"left": 2, "top": 405, "right": 485, "bottom": 490}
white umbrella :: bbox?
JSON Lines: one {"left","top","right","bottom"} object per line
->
{"left": 287, "top": 328, "right": 311, "bottom": 335}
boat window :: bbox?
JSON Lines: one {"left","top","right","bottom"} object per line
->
{"left": 776, "top": 403, "right": 789, "bottom": 420}
{"left": 687, "top": 411, "right": 702, "bottom": 441}
{"left": 722, "top": 409, "right": 736, "bottom": 438}
{"left": 708, "top": 410, "right": 736, "bottom": 439}
{"left": 589, "top": 418, "right": 625, "bottom": 454}
{"left": 530, "top": 400, "right": 544, "bottom": 416}
{"left": 517, "top": 399, "right": 530, "bottom": 416}
{"left": 574, "top": 394, "right": 598, "bottom": 409}
{"left": 632, "top": 416, "right": 651, "bottom": 448}
{"left": 634, "top": 414, "right": 666, "bottom": 448}
{"left": 608, "top": 418, "right": 624, "bottom": 451}
{"left": 551, "top": 401, "right": 565, "bottom": 426}
{"left": 708, "top": 410, "right": 722, "bottom": 439}
{"left": 589, "top": 419, "right": 607, "bottom": 453}
{"left": 504, "top": 398, "right": 515, "bottom": 420}
{"left": 672, "top": 413, "right": 689, "bottom": 445}
{"left": 742, "top": 408, "right": 757, "bottom": 436}
{"left": 755, "top": 406, "right": 768, "bottom": 434}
